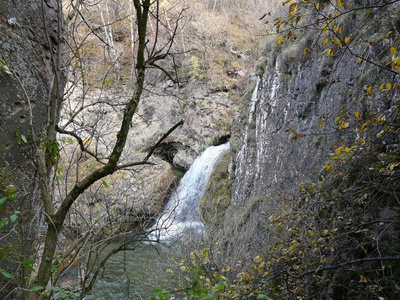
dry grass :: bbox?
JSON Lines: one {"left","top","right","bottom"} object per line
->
{"left": 64, "top": 0, "right": 284, "bottom": 91}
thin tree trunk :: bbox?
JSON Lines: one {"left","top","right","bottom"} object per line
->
{"left": 29, "top": 1, "right": 152, "bottom": 296}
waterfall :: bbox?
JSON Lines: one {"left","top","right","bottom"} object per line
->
{"left": 150, "top": 143, "right": 230, "bottom": 241}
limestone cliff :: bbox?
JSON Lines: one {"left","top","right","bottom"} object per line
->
{"left": 201, "top": 2, "right": 400, "bottom": 297}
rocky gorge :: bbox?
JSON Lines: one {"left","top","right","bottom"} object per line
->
{"left": 1, "top": 0, "right": 400, "bottom": 299}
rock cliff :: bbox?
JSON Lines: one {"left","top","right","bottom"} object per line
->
{"left": 201, "top": 3, "right": 400, "bottom": 296}
{"left": 0, "top": 0, "right": 65, "bottom": 296}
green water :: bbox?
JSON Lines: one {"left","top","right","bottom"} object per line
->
{"left": 84, "top": 242, "right": 187, "bottom": 300}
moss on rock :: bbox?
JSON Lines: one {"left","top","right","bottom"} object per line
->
{"left": 199, "top": 151, "right": 232, "bottom": 229}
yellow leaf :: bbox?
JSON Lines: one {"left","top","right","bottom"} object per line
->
{"left": 386, "top": 83, "right": 392, "bottom": 90}
{"left": 345, "top": 147, "right": 350, "bottom": 153}
{"left": 253, "top": 256, "right": 262, "bottom": 263}
{"left": 327, "top": 48, "right": 334, "bottom": 57}
{"left": 323, "top": 37, "right": 329, "bottom": 46}
{"left": 395, "top": 65, "right": 400, "bottom": 72}
{"left": 376, "top": 130, "right": 384, "bottom": 138}
{"left": 345, "top": 37, "right": 350, "bottom": 44}
{"left": 319, "top": 123, "right": 324, "bottom": 128}
{"left": 277, "top": 35, "right": 283, "bottom": 45}
{"left": 303, "top": 48, "right": 309, "bottom": 55}
{"left": 337, "top": 0, "right": 342, "bottom": 8}
{"left": 308, "top": 230, "right": 315, "bottom": 236}
{"left": 321, "top": 229, "right": 329, "bottom": 236}
{"left": 335, "top": 146, "right": 344, "bottom": 155}
{"left": 366, "top": 86, "right": 372, "bottom": 95}
{"left": 380, "top": 83, "right": 384, "bottom": 90}
{"left": 354, "top": 111, "right": 359, "bottom": 118}
{"left": 358, "top": 57, "right": 363, "bottom": 63}
{"left": 325, "top": 163, "right": 332, "bottom": 171}
{"left": 316, "top": 3, "right": 320, "bottom": 10}
{"left": 289, "top": 3, "right": 297, "bottom": 16}
{"left": 318, "top": 116, "right": 322, "bottom": 122}
{"left": 391, "top": 47, "right": 397, "bottom": 56}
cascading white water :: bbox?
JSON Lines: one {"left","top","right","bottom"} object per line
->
{"left": 150, "top": 143, "right": 230, "bottom": 241}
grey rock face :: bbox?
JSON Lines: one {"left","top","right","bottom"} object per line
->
{"left": 223, "top": 28, "right": 399, "bottom": 259}
{"left": 0, "top": 0, "right": 64, "bottom": 296}
{"left": 132, "top": 84, "right": 235, "bottom": 170}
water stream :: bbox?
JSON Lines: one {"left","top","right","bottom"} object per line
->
{"left": 86, "top": 143, "right": 230, "bottom": 299}
{"left": 150, "top": 143, "right": 230, "bottom": 241}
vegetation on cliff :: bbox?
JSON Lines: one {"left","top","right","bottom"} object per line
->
{"left": 1, "top": 0, "right": 400, "bottom": 299}
{"left": 170, "top": 1, "right": 400, "bottom": 299}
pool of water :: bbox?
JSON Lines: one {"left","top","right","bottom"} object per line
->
{"left": 84, "top": 241, "right": 190, "bottom": 300}
{"left": 84, "top": 144, "right": 229, "bottom": 299}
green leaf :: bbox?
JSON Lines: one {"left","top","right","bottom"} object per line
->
{"left": 32, "top": 286, "right": 44, "bottom": 292}
{"left": 21, "top": 134, "right": 28, "bottom": 143}
{"left": 0, "top": 58, "right": 12, "bottom": 75}
{"left": 258, "top": 294, "right": 272, "bottom": 300}
{"left": 0, "top": 218, "right": 8, "bottom": 229}
{"left": 0, "top": 268, "right": 14, "bottom": 279}
{"left": 22, "top": 259, "right": 36, "bottom": 272}
{"left": 102, "top": 180, "right": 109, "bottom": 188}
{"left": 46, "top": 285, "right": 62, "bottom": 292}
{"left": 10, "top": 211, "right": 21, "bottom": 222}
{"left": 7, "top": 192, "right": 16, "bottom": 201}
{"left": 15, "top": 131, "right": 21, "bottom": 145}
{"left": 0, "top": 197, "right": 7, "bottom": 209}
{"left": 199, "top": 296, "right": 215, "bottom": 300}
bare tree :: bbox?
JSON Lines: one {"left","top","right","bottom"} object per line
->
{"left": 19, "top": 0, "right": 188, "bottom": 298}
